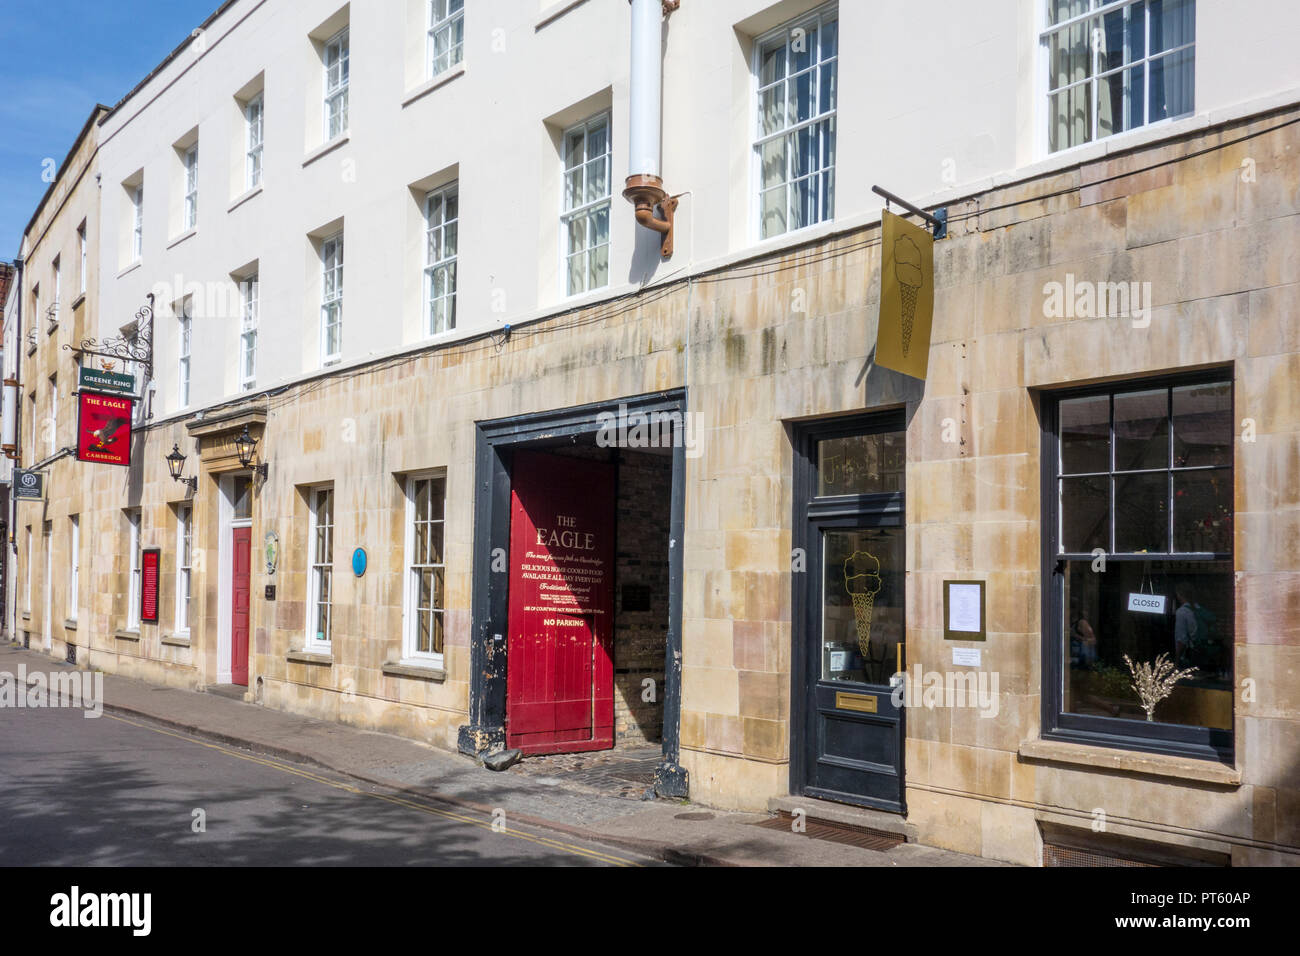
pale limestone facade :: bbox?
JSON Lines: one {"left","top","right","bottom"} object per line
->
{"left": 6, "top": 1, "right": 1300, "bottom": 867}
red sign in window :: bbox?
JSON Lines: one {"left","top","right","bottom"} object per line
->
{"left": 141, "top": 548, "right": 160, "bottom": 624}
{"left": 76, "top": 391, "right": 134, "bottom": 467}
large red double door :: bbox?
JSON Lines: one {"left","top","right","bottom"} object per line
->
{"left": 506, "top": 451, "right": 615, "bottom": 755}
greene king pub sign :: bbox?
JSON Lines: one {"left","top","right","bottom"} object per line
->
{"left": 78, "top": 366, "right": 135, "bottom": 396}
{"left": 77, "top": 392, "right": 134, "bottom": 467}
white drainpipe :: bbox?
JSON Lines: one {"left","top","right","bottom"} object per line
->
{"left": 623, "top": 0, "right": 680, "bottom": 258}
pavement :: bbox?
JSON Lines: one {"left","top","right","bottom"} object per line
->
{"left": 0, "top": 643, "right": 1004, "bottom": 867}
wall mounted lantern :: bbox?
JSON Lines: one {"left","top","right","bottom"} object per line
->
{"left": 235, "top": 425, "right": 268, "bottom": 479}
{"left": 166, "top": 443, "right": 198, "bottom": 491}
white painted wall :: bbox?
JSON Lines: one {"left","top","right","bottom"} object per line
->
{"left": 95, "top": 0, "right": 1300, "bottom": 421}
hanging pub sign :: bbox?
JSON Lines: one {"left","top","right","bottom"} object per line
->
{"left": 77, "top": 391, "right": 134, "bottom": 467}
{"left": 141, "top": 548, "right": 161, "bottom": 624}
{"left": 876, "top": 209, "right": 936, "bottom": 381}
{"left": 78, "top": 366, "right": 135, "bottom": 396}
{"left": 12, "top": 469, "right": 44, "bottom": 501}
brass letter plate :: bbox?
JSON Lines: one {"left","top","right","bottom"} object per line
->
{"left": 835, "top": 692, "right": 878, "bottom": 714}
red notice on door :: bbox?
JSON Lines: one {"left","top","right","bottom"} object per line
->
{"left": 76, "top": 391, "right": 133, "bottom": 466}
{"left": 506, "top": 450, "right": 615, "bottom": 755}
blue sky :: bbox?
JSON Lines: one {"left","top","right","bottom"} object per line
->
{"left": 0, "top": 0, "right": 220, "bottom": 258}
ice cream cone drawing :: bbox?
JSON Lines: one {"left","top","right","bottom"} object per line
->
{"left": 843, "top": 551, "right": 883, "bottom": 656}
{"left": 894, "top": 235, "right": 924, "bottom": 357}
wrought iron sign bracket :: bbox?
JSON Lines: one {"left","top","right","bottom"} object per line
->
{"left": 62, "top": 293, "right": 155, "bottom": 379}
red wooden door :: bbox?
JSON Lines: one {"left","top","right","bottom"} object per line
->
{"left": 506, "top": 451, "right": 615, "bottom": 755}
{"left": 231, "top": 527, "right": 252, "bottom": 686}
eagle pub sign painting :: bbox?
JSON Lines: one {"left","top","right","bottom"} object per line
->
{"left": 77, "top": 391, "right": 134, "bottom": 467}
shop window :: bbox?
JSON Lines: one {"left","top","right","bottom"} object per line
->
{"left": 1044, "top": 373, "right": 1233, "bottom": 759}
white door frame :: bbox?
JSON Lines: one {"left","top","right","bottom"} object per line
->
{"left": 216, "top": 474, "right": 252, "bottom": 684}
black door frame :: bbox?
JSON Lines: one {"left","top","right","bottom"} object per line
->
{"left": 457, "top": 388, "right": 688, "bottom": 797}
{"left": 790, "top": 408, "right": 908, "bottom": 812}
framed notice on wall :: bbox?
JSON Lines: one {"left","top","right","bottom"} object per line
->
{"left": 141, "top": 548, "right": 161, "bottom": 624}
{"left": 943, "top": 579, "right": 986, "bottom": 642}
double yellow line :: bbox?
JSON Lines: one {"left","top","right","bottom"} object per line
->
{"left": 107, "top": 713, "right": 640, "bottom": 867}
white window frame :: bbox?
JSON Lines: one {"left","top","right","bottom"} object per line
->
{"left": 78, "top": 222, "right": 87, "bottom": 295}
{"left": 560, "top": 113, "right": 612, "bottom": 298}
{"left": 48, "top": 375, "right": 57, "bottom": 456}
{"left": 245, "top": 93, "right": 264, "bottom": 190}
{"left": 176, "top": 504, "right": 192, "bottom": 633}
{"left": 428, "top": 0, "right": 465, "bottom": 78}
{"left": 240, "top": 274, "right": 259, "bottom": 390}
{"left": 25, "top": 528, "right": 33, "bottom": 613}
{"left": 1039, "top": 0, "right": 1197, "bottom": 156}
{"left": 324, "top": 28, "right": 350, "bottom": 142}
{"left": 183, "top": 144, "right": 199, "bottom": 230}
{"left": 131, "top": 185, "right": 144, "bottom": 261}
{"left": 178, "top": 298, "right": 192, "bottom": 408}
{"left": 126, "top": 509, "right": 142, "bottom": 630}
{"left": 424, "top": 183, "right": 458, "bottom": 336}
{"left": 306, "top": 486, "right": 335, "bottom": 650}
{"left": 320, "top": 232, "right": 344, "bottom": 366}
{"left": 751, "top": 2, "right": 839, "bottom": 242}
{"left": 51, "top": 257, "right": 60, "bottom": 325}
{"left": 402, "top": 472, "right": 447, "bottom": 665}
{"left": 68, "top": 515, "right": 79, "bottom": 621}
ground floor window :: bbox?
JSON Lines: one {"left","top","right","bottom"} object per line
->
{"left": 404, "top": 474, "right": 446, "bottom": 660}
{"left": 126, "top": 509, "right": 142, "bottom": 630}
{"left": 176, "top": 504, "right": 192, "bottom": 632}
{"left": 1045, "top": 373, "right": 1233, "bottom": 757}
{"left": 307, "top": 487, "right": 334, "bottom": 647}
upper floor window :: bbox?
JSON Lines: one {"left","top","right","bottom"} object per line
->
{"left": 425, "top": 183, "right": 458, "bottom": 335}
{"left": 47, "top": 374, "right": 57, "bottom": 456}
{"left": 1043, "top": 0, "right": 1195, "bottom": 153}
{"left": 307, "top": 486, "right": 335, "bottom": 648}
{"left": 321, "top": 233, "right": 344, "bottom": 366}
{"left": 561, "top": 114, "right": 611, "bottom": 297}
{"left": 77, "top": 222, "right": 87, "bottom": 295}
{"left": 246, "top": 94, "right": 264, "bottom": 189}
{"left": 177, "top": 298, "right": 192, "bottom": 408}
{"left": 428, "top": 0, "right": 465, "bottom": 77}
{"left": 403, "top": 474, "right": 447, "bottom": 662}
{"left": 240, "top": 274, "right": 259, "bottom": 390}
{"left": 753, "top": 4, "right": 838, "bottom": 240}
{"left": 131, "top": 185, "right": 144, "bottom": 261}
{"left": 183, "top": 145, "right": 199, "bottom": 230}
{"left": 50, "top": 257, "right": 61, "bottom": 325}
{"left": 324, "top": 28, "right": 350, "bottom": 141}
{"left": 1045, "top": 373, "right": 1232, "bottom": 760}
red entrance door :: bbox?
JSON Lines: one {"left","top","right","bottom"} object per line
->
{"left": 231, "top": 527, "right": 251, "bottom": 686}
{"left": 506, "top": 451, "right": 615, "bottom": 755}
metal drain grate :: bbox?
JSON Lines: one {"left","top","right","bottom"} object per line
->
{"left": 1044, "top": 843, "right": 1156, "bottom": 867}
{"left": 755, "top": 812, "right": 904, "bottom": 851}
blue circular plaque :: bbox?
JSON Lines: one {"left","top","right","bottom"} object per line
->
{"left": 351, "top": 547, "right": 367, "bottom": 577}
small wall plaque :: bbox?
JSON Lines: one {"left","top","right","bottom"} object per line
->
{"left": 265, "top": 585, "right": 276, "bottom": 601}
{"left": 351, "top": 547, "right": 367, "bottom": 577}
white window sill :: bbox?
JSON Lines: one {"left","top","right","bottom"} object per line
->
{"left": 166, "top": 227, "right": 197, "bottom": 250}
{"left": 383, "top": 659, "right": 447, "bottom": 682}
{"left": 402, "top": 64, "right": 465, "bottom": 108}
{"left": 162, "top": 631, "right": 191, "bottom": 648}
{"left": 228, "top": 184, "right": 264, "bottom": 214}
{"left": 1019, "top": 738, "right": 1241, "bottom": 786}
{"left": 116, "top": 261, "right": 143, "bottom": 280}
{"left": 303, "top": 134, "right": 350, "bottom": 169}
{"left": 536, "top": 0, "right": 588, "bottom": 29}
{"left": 62, "top": 618, "right": 77, "bottom": 631}
{"left": 70, "top": 292, "right": 86, "bottom": 311}
{"left": 114, "top": 628, "right": 141, "bottom": 642}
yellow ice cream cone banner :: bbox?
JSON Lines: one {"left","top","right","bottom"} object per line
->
{"left": 844, "top": 551, "right": 883, "bottom": 656}
{"left": 876, "top": 209, "right": 935, "bottom": 379}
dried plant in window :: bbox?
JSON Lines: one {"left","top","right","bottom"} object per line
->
{"left": 1123, "top": 653, "right": 1198, "bottom": 722}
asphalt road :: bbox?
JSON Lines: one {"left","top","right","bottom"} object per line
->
{"left": 0, "top": 705, "right": 654, "bottom": 867}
